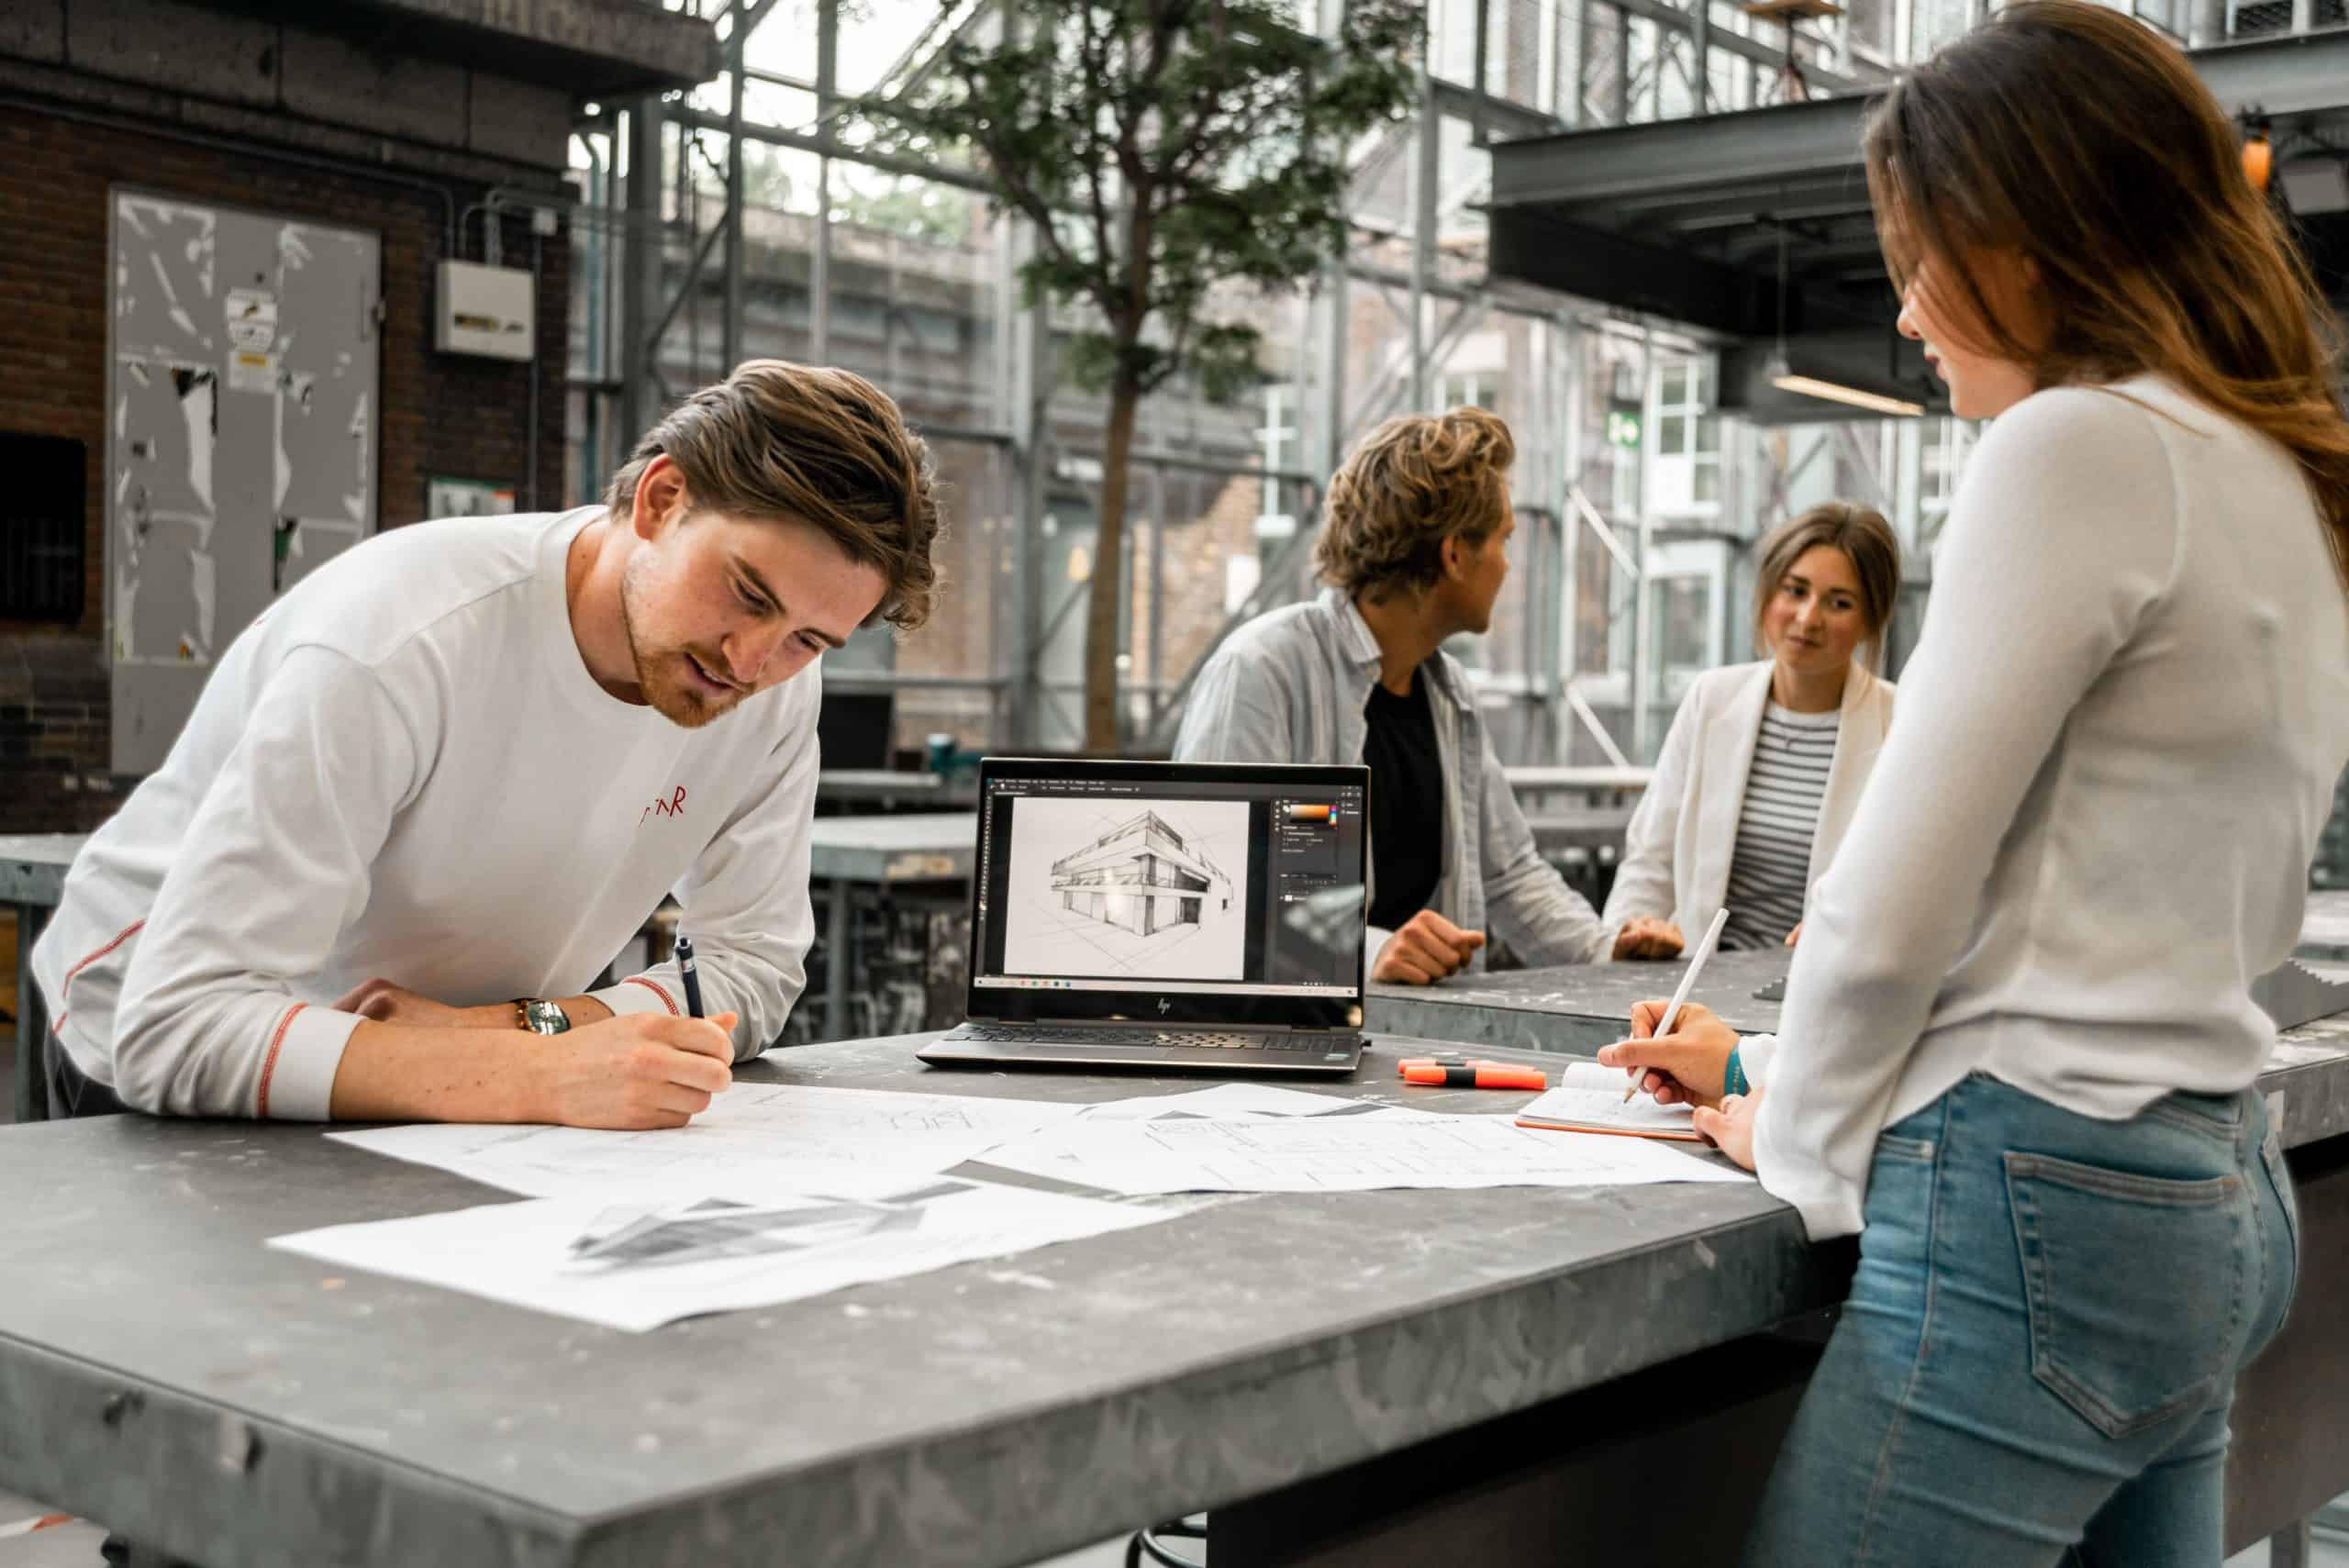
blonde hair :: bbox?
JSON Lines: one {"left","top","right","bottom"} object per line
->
{"left": 1315, "top": 407, "right": 1514, "bottom": 603}
{"left": 605, "top": 360, "right": 942, "bottom": 631}
{"left": 1752, "top": 503, "right": 1903, "bottom": 668}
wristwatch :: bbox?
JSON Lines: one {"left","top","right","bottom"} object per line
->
{"left": 513, "top": 997, "right": 572, "bottom": 1035}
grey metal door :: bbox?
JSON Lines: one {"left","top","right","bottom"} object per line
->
{"left": 106, "top": 189, "right": 380, "bottom": 773}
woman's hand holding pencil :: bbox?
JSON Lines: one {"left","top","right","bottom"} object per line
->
{"left": 1597, "top": 1001, "right": 1742, "bottom": 1108}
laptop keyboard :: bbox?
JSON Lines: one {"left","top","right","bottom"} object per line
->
{"left": 952, "top": 1025, "right": 1362, "bottom": 1054}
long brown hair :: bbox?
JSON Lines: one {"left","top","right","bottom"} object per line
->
{"left": 1863, "top": 0, "right": 2349, "bottom": 587}
{"left": 1752, "top": 503, "right": 1903, "bottom": 670}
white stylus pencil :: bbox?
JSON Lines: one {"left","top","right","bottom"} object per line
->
{"left": 1624, "top": 906, "right": 1733, "bottom": 1103}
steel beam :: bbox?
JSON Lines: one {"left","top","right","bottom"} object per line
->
{"left": 1409, "top": 75, "right": 1439, "bottom": 413}
{"left": 1429, "top": 78, "right": 1561, "bottom": 140}
{"left": 1492, "top": 28, "right": 2349, "bottom": 339}
{"left": 1558, "top": 319, "right": 1586, "bottom": 718}
{"left": 1472, "top": 0, "right": 1491, "bottom": 141}
{"left": 672, "top": 106, "right": 995, "bottom": 194}
{"left": 723, "top": 0, "right": 748, "bottom": 372}
{"left": 620, "top": 95, "right": 664, "bottom": 442}
{"left": 1497, "top": 28, "right": 2349, "bottom": 213}
{"left": 1689, "top": 0, "right": 1710, "bottom": 112}
{"left": 1609, "top": 7, "right": 1630, "bottom": 124}
{"left": 1597, "top": 0, "right": 1860, "bottom": 85}
{"left": 1560, "top": 0, "right": 1586, "bottom": 127}
{"left": 814, "top": 0, "right": 838, "bottom": 364}
{"left": 2194, "top": 28, "right": 2349, "bottom": 116}
{"left": 1491, "top": 208, "right": 1780, "bottom": 337}
{"left": 1579, "top": 172, "right": 1865, "bottom": 228}
{"left": 1493, "top": 94, "right": 1869, "bottom": 207}
{"left": 998, "top": 0, "right": 1048, "bottom": 750}
{"left": 1628, "top": 334, "right": 1653, "bottom": 763}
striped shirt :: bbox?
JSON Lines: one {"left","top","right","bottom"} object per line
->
{"left": 1720, "top": 704, "right": 1841, "bottom": 951}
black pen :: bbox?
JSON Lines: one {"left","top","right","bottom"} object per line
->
{"left": 676, "top": 935, "right": 705, "bottom": 1019}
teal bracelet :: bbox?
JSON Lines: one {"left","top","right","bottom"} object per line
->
{"left": 1725, "top": 1045, "right": 1750, "bottom": 1098}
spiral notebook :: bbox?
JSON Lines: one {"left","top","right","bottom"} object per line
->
{"left": 1513, "top": 1062, "right": 1705, "bottom": 1142}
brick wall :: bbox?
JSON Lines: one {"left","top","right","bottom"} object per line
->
{"left": 0, "top": 110, "right": 569, "bottom": 833}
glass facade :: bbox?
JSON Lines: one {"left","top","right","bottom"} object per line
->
{"left": 571, "top": 0, "right": 2132, "bottom": 766}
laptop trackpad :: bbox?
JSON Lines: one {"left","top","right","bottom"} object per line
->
{"left": 1014, "top": 1041, "right": 1179, "bottom": 1062}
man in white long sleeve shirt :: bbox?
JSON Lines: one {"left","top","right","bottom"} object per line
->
{"left": 34, "top": 360, "right": 941, "bottom": 1129}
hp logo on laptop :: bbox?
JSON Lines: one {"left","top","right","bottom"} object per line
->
{"left": 1157, "top": 997, "right": 1172, "bottom": 1014}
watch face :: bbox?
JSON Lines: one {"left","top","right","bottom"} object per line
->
{"left": 526, "top": 1000, "right": 571, "bottom": 1035}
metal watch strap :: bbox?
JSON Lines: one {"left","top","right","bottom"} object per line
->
{"left": 513, "top": 997, "right": 571, "bottom": 1035}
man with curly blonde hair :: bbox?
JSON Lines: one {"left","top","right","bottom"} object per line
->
{"left": 38, "top": 361, "right": 940, "bottom": 1129}
{"left": 1175, "top": 407, "right": 1670, "bottom": 984}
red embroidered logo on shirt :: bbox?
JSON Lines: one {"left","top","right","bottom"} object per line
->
{"left": 640, "top": 785, "right": 687, "bottom": 825}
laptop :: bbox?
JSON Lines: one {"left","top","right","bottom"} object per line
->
{"left": 917, "top": 757, "right": 1373, "bottom": 1075}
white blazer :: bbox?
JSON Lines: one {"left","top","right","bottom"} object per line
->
{"left": 1603, "top": 659, "right": 1896, "bottom": 942}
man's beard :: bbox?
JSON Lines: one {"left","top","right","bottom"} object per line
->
{"left": 620, "top": 559, "right": 740, "bottom": 730}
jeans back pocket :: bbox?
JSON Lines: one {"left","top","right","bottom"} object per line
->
{"left": 2004, "top": 1151, "right": 2247, "bottom": 1440}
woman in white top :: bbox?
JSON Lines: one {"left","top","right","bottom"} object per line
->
{"left": 1600, "top": 3, "right": 2349, "bottom": 1561}
{"left": 1604, "top": 504, "right": 1900, "bottom": 957}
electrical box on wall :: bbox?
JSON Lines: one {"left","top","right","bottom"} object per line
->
{"left": 434, "top": 261, "right": 535, "bottom": 361}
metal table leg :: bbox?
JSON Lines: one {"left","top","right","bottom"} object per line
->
{"left": 2273, "top": 1519, "right": 2314, "bottom": 1568}
{"left": 823, "top": 877, "right": 852, "bottom": 1041}
{"left": 12, "top": 901, "right": 50, "bottom": 1123}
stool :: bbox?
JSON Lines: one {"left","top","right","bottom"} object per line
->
{"left": 1124, "top": 1515, "right": 1206, "bottom": 1568}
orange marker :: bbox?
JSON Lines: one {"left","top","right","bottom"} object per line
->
{"left": 1396, "top": 1054, "right": 1479, "bottom": 1076}
{"left": 1397, "top": 1055, "right": 1531, "bottom": 1079}
{"left": 1402, "top": 1063, "right": 1547, "bottom": 1091}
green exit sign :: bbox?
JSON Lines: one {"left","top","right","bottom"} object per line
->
{"left": 1606, "top": 408, "right": 1642, "bottom": 449}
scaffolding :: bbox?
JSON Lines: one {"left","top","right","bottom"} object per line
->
{"left": 568, "top": 0, "right": 2331, "bottom": 767}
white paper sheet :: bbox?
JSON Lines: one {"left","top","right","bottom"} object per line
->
{"left": 1074, "top": 1082, "right": 1402, "bottom": 1121}
{"left": 269, "top": 1176, "right": 1171, "bottom": 1331}
{"left": 328, "top": 1084, "right": 1088, "bottom": 1201}
{"left": 978, "top": 1110, "right": 1754, "bottom": 1195}
{"left": 1515, "top": 1062, "right": 1701, "bottom": 1139}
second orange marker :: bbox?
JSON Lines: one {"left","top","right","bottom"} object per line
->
{"left": 1400, "top": 1063, "right": 1548, "bottom": 1091}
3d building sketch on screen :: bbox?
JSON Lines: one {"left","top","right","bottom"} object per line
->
{"left": 1004, "top": 799, "right": 1251, "bottom": 980}
{"left": 1051, "top": 811, "right": 1232, "bottom": 938}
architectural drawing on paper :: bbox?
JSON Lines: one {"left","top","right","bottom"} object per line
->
{"left": 1048, "top": 810, "right": 1232, "bottom": 939}
{"left": 572, "top": 1183, "right": 967, "bottom": 1273}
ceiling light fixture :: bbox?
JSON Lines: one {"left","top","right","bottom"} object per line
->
{"left": 1765, "top": 360, "right": 1927, "bottom": 418}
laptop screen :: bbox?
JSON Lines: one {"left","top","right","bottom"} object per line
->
{"left": 964, "top": 758, "right": 1370, "bottom": 1029}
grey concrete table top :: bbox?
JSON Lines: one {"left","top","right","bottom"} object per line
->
{"left": 2300, "top": 889, "right": 2349, "bottom": 962}
{"left": 6, "top": 1030, "right": 2347, "bottom": 1568}
{"left": 806, "top": 812, "right": 975, "bottom": 884}
{"left": 1502, "top": 765, "right": 1653, "bottom": 796}
{"left": 1524, "top": 806, "right": 1635, "bottom": 856}
{"left": 0, "top": 1033, "right": 1830, "bottom": 1568}
{"left": 1367, "top": 946, "right": 1795, "bottom": 1057}
{"left": 1370, "top": 948, "right": 2349, "bottom": 1150}
{"left": 2266, "top": 1009, "right": 2349, "bottom": 1148}
{"left": 0, "top": 833, "right": 84, "bottom": 906}
{"left": 816, "top": 770, "right": 976, "bottom": 806}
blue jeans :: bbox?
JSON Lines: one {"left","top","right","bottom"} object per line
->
{"left": 1745, "top": 1073, "right": 2300, "bottom": 1567}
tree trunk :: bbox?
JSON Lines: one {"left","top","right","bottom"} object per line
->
{"left": 1084, "top": 379, "right": 1141, "bottom": 752}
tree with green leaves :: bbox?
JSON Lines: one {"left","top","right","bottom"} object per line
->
{"left": 874, "top": 0, "right": 1420, "bottom": 749}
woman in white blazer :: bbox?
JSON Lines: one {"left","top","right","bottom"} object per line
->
{"left": 1605, "top": 503, "right": 1902, "bottom": 953}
